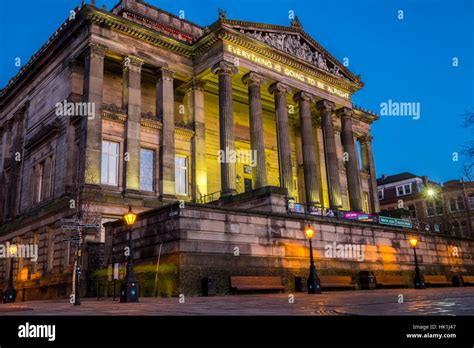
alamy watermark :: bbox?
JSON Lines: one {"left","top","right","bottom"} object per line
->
{"left": 217, "top": 147, "right": 257, "bottom": 166}
{"left": 0, "top": 242, "right": 38, "bottom": 262}
{"left": 55, "top": 100, "right": 95, "bottom": 119}
{"left": 380, "top": 99, "right": 420, "bottom": 120}
{"left": 324, "top": 242, "right": 365, "bottom": 261}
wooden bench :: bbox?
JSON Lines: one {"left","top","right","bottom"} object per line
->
{"left": 375, "top": 275, "right": 407, "bottom": 288}
{"left": 461, "top": 275, "right": 474, "bottom": 286}
{"left": 424, "top": 275, "right": 451, "bottom": 287}
{"left": 230, "top": 276, "right": 285, "bottom": 293}
{"left": 319, "top": 276, "right": 355, "bottom": 290}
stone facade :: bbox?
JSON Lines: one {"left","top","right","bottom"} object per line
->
{"left": 0, "top": 0, "right": 453, "bottom": 301}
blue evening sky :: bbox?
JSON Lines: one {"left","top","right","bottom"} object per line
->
{"left": 1, "top": 0, "right": 472, "bottom": 183}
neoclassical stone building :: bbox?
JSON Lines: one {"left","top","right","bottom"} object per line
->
{"left": 2, "top": 0, "right": 471, "bottom": 299}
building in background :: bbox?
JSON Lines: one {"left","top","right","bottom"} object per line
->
{"left": 377, "top": 172, "right": 474, "bottom": 238}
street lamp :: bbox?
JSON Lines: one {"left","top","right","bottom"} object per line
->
{"left": 305, "top": 225, "right": 321, "bottom": 294}
{"left": 409, "top": 237, "right": 425, "bottom": 289}
{"left": 120, "top": 206, "right": 139, "bottom": 303}
{"left": 4, "top": 244, "right": 17, "bottom": 303}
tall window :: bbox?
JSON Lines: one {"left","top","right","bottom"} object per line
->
{"left": 426, "top": 201, "right": 442, "bottom": 216}
{"left": 140, "top": 148, "right": 154, "bottom": 191}
{"left": 36, "top": 162, "right": 44, "bottom": 203}
{"left": 469, "top": 193, "right": 474, "bottom": 210}
{"left": 101, "top": 141, "right": 119, "bottom": 186}
{"left": 457, "top": 196, "right": 465, "bottom": 211}
{"left": 175, "top": 155, "right": 188, "bottom": 195}
{"left": 378, "top": 189, "right": 384, "bottom": 200}
{"left": 364, "top": 192, "right": 369, "bottom": 213}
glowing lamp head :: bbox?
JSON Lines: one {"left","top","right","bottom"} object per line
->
{"left": 409, "top": 237, "right": 418, "bottom": 248}
{"left": 123, "top": 206, "right": 137, "bottom": 226}
{"left": 304, "top": 225, "right": 315, "bottom": 239}
{"left": 9, "top": 244, "right": 17, "bottom": 255}
{"left": 427, "top": 188, "right": 435, "bottom": 197}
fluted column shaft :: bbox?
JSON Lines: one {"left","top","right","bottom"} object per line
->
{"left": 317, "top": 99, "right": 342, "bottom": 209}
{"left": 243, "top": 72, "right": 267, "bottom": 189}
{"left": 123, "top": 56, "right": 144, "bottom": 192}
{"left": 338, "top": 107, "right": 363, "bottom": 211}
{"left": 156, "top": 68, "right": 176, "bottom": 199}
{"left": 294, "top": 92, "right": 320, "bottom": 205}
{"left": 361, "top": 136, "right": 380, "bottom": 213}
{"left": 269, "top": 82, "right": 294, "bottom": 199}
{"left": 212, "top": 61, "right": 237, "bottom": 197}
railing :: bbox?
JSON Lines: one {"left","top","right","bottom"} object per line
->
{"left": 197, "top": 191, "right": 221, "bottom": 204}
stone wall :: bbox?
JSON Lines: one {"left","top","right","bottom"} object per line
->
{"left": 105, "top": 189, "right": 474, "bottom": 296}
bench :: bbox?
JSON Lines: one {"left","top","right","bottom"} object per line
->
{"left": 319, "top": 276, "right": 355, "bottom": 290}
{"left": 461, "top": 275, "right": 474, "bottom": 286}
{"left": 424, "top": 275, "right": 450, "bottom": 287}
{"left": 375, "top": 275, "right": 407, "bottom": 288}
{"left": 230, "top": 276, "right": 285, "bottom": 293}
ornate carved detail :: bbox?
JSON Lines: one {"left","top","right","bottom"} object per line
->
{"left": 291, "top": 16, "right": 303, "bottom": 29}
{"left": 240, "top": 29, "right": 346, "bottom": 79}
{"left": 359, "top": 134, "right": 373, "bottom": 144}
{"left": 211, "top": 61, "right": 237, "bottom": 75}
{"left": 103, "top": 103, "right": 126, "bottom": 114}
{"left": 242, "top": 72, "right": 264, "bottom": 86}
{"left": 156, "top": 67, "right": 174, "bottom": 81}
{"left": 218, "top": 8, "right": 227, "bottom": 19}
{"left": 122, "top": 55, "right": 144, "bottom": 72}
{"left": 336, "top": 107, "right": 354, "bottom": 119}
{"left": 268, "top": 82, "right": 291, "bottom": 96}
{"left": 316, "top": 99, "right": 336, "bottom": 112}
{"left": 293, "top": 91, "right": 314, "bottom": 103}
{"left": 183, "top": 79, "right": 206, "bottom": 93}
{"left": 89, "top": 42, "right": 108, "bottom": 57}
{"left": 175, "top": 120, "right": 194, "bottom": 131}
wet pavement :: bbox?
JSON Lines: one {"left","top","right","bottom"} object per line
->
{"left": 0, "top": 287, "right": 473, "bottom": 316}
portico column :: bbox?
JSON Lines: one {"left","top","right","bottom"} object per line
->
{"left": 294, "top": 91, "right": 320, "bottom": 206}
{"left": 360, "top": 135, "right": 380, "bottom": 213}
{"left": 242, "top": 72, "right": 267, "bottom": 189}
{"left": 156, "top": 67, "right": 176, "bottom": 199}
{"left": 212, "top": 61, "right": 237, "bottom": 197}
{"left": 185, "top": 79, "right": 207, "bottom": 201}
{"left": 123, "top": 55, "right": 144, "bottom": 192}
{"left": 338, "top": 107, "right": 363, "bottom": 211}
{"left": 82, "top": 43, "right": 106, "bottom": 186}
{"left": 316, "top": 99, "right": 342, "bottom": 209}
{"left": 269, "top": 82, "right": 294, "bottom": 200}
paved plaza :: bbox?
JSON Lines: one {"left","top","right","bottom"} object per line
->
{"left": 0, "top": 287, "right": 473, "bottom": 316}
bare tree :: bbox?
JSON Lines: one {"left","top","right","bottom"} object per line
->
{"left": 461, "top": 108, "right": 474, "bottom": 181}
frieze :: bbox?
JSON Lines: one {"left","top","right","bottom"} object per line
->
{"left": 240, "top": 29, "right": 346, "bottom": 80}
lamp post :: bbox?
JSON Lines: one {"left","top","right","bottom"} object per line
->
{"left": 4, "top": 244, "right": 17, "bottom": 303}
{"left": 409, "top": 237, "right": 425, "bottom": 289}
{"left": 120, "top": 206, "right": 139, "bottom": 302}
{"left": 305, "top": 225, "right": 321, "bottom": 294}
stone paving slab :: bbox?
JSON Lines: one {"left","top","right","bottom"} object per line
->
{"left": 0, "top": 287, "right": 473, "bottom": 316}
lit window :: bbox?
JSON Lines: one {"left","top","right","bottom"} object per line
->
{"left": 101, "top": 141, "right": 119, "bottom": 186}
{"left": 175, "top": 156, "right": 188, "bottom": 195}
{"left": 140, "top": 148, "right": 154, "bottom": 191}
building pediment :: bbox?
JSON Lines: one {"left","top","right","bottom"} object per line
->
{"left": 219, "top": 19, "right": 362, "bottom": 87}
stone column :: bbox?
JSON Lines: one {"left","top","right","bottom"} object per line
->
{"left": 122, "top": 55, "right": 144, "bottom": 192}
{"left": 156, "top": 67, "right": 176, "bottom": 199}
{"left": 185, "top": 79, "right": 207, "bottom": 201}
{"left": 242, "top": 72, "right": 267, "bottom": 189}
{"left": 338, "top": 107, "right": 363, "bottom": 211}
{"left": 269, "top": 82, "right": 294, "bottom": 199}
{"left": 82, "top": 43, "right": 107, "bottom": 186}
{"left": 316, "top": 99, "right": 342, "bottom": 209}
{"left": 212, "top": 61, "right": 237, "bottom": 198}
{"left": 294, "top": 91, "right": 320, "bottom": 205}
{"left": 360, "top": 135, "right": 380, "bottom": 213}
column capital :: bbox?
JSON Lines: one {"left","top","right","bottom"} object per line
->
{"left": 359, "top": 134, "right": 374, "bottom": 143}
{"left": 212, "top": 61, "right": 237, "bottom": 76}
{"left": 268, "top": 82, "right": 291, "bottom": 96}
{"left": 293, "top": 91, "right": 314, "bottom": 103}
{"left": 183, "top": 78, "right": 206, "bottom": 92}
{"left": 336, "top": 107, "right": 354, "bottom": 119}
{"left": 242, "top": 72, "right": 264, "bottom": 87}
{"left": 122, "top": 55, "right": 144, "bottom": 72}
{"left": 316, "top": 99, "right": 336, "bottom": 112}
{"left": 87, "top": 42, "right": 108, "bottom": 57}
{"left": 156, "top": 67, "right": 174, "bottom": 81}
